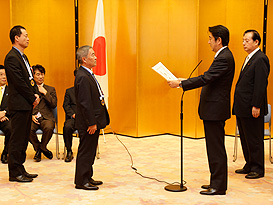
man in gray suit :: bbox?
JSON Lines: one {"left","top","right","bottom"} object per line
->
{"left": 168, "top": 25, "right": 235, "bottom": 195}
{"left": 233, "top": 30, "right": 270, "bottom": 179}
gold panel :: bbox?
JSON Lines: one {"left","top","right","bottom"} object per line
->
{"left": 1, "top": 0, "right": 269, "bottom": 138}
{"left": 79, "top": 0, "right": 138, "bottom": 136}
{"left": 225, "top": 0, "right": 264, "bottom": 136}
{"left": 138, "top": 0, "right": 198, "bottom": 137}
{"left": 0, "top": 0, "right": 11, "bottom": 64}
{"left": 10, "top": 0, "right": 75, "bottom": 131}
{"left": 198, "top": 0, "right": 264, "bottom": 137}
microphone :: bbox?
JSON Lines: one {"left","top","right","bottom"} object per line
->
{"left": 181, "top": 60, "right": 202, "bottom": 99}
{"left": 187, "top": 60, "right": 202, "bottom": 79}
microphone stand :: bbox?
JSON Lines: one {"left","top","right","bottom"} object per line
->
{"left": 165, "top": 60, "right": 202, "bottom": 192}
{"left": 165, "top": 92, "right": 186, "bottom": 192}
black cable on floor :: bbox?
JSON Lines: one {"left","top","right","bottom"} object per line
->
{"left": 108, "top": 127, "right": 186, "bottom": 186}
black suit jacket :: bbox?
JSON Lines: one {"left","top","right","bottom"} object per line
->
{"left": 63, "top": 87, "right": 76, "bottom": 120}
{"left": 4, "top": 47, "right": 39, "bottom": 110}
{"left": 32, "top": 84, "right": 57, "bottom": 122}
{"left": 74, "top": 66, "right": 109, "bottom": 130}
{"left": 0, "top": 85, "right": 9, "bottom": 116}
{"left": 182, "top": 47, "right": 235, "bottom": 121}
{"left": 233, "top": 49, "right": 270, "bottom": 117}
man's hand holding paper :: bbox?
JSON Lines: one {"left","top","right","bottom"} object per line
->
{"left": 167, "top": 78, "right": 186, "bottom": 88}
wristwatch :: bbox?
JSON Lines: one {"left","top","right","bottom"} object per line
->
{"left": 179, "top": 81, "right": 182, "bottom": 88}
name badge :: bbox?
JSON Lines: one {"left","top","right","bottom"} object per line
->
{"left": 101, "top": 98, "right": 105, "bottom": 106}
{"left": 30, "top": 79, "right": 35, "bottom": 86}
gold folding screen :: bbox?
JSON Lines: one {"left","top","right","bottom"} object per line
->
{"left": 1, "top": 0, "right": 75, "bottom": 130}
{"left": 0, "top": 0, "right": 272, "bottom": 138}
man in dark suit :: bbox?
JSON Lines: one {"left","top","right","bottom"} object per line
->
{"left": 168, "top": 25, "right": 235, "bottom": 195}
{"left": 4, "top": 25, "right": 40, "bottom": 182}
{"left": 0, "top": 66, "right": 12, "bottom": 164}
{"left": 63, "top": 69, "right": 77, "bottom": 162}
{"left": 74, "top": 45, "right": 109, "bottom": 190}
{"left": 29, "top": 64, "right": 57, "bottom": 162}
{"left": 233, "top": 30, "right": 270, "bottom": 179}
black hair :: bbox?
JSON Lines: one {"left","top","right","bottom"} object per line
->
{"left": 209, "top": 25, "right": 230, "bottom": 46}
{"left": 10, "top": 25, "right": 26, "bottom": 44}
{"left": 244, "top": 30, "right": 261, "bottom": 45}
{"left": 32, "top": 64, "right": 46, "bottom": 74}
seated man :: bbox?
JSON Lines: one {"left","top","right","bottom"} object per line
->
{"left": 62, "top": 69, "right": 77, "bottom": 162}
{"left": 29, "top": 64, "right": 57, "bottom": 162}
{"left": 0, "top": 65, "right": 12, "bottom": 164}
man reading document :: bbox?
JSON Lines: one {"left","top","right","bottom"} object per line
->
{"left": 168, "top": 25, "right": 234, "bottom": 195}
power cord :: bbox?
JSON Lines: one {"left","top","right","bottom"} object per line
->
{"left": 107, "top": 126, "right": 186, "bottom": 186}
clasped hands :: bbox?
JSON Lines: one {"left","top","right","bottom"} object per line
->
{"left": 167, "top": 78, "right": 186, "bottom": 88}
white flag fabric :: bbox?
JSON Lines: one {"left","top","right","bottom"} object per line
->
{"left": 92, "top": 0, "right": 108, "bottom": 106}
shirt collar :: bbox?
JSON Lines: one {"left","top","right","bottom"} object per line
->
{"left": 214, "top": 46, "right": 227, "bottom": 58}
{"left": 81, "top": 65, "right": 94, "bottom": 75}
{"left": 13, "top": 46, "right": 24, "bottom": 56}
{"left": 0, "top": 85, "right": 6, "bottom": 89}
{"left": 247, "top": 47, "right": 260, "bottom": 60}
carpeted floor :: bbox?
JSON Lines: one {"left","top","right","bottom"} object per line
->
{"left": 0, "top": 134, "right": 272, "bottom": 204}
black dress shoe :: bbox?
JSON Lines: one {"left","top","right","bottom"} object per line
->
{"left": 1, "top": 152, "right": 8, "bottom": 164}
{"left": 235, "top": 168, "right": 250, "bottom": 174}
{"left": 90, "top": 178, "right": 103, "bottom": 186}
{"left": 34, "top": 149, "right": 41, "bottom": 162}
{"left": 245, "top": 172, "right": 264, "bottom": 179}
{"left": 9, "top": 175, "right": 33, "bottom": 182}
{"left": 201, "top": 185, "right": 210, "bottom": 189}
{"left": 65, "top": 150, "right": 73, "bottom": 162}
{"left": 24, "top": 172, "right": 38, "bottom": 178}
{"left": 75, "top": 182, "right": 99, "bottom": 190}
{"left": 41, "top": 149, "right": 53, "bottom": 159}
{"left": 200, "top": 188, "right": 226, "bottom": 195}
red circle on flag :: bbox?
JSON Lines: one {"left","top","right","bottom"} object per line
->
{"left": 93, "top": 36, "right": 106, "bottom": 76}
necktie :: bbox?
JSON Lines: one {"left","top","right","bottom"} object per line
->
{"left": 91, "top": 72, "right": 104, "bottom": 95}
{"left": 90, "top": 72, "right": 105, "bottom": 105}
{"left": 22, "top": 54, "right": 34, "bottom": 78}
{"left": 242, "top": 56, "right": 249, "bottom": 71}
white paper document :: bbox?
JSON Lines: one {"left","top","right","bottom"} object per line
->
{"left": 152, "top": 62, "right": 178, "bottom": 81}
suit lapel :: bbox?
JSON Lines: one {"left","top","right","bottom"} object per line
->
{"left": 12, "top": 47, "right": 25, "bottom": 65}
{"left": 238, "top": 50, "right": 260, "bottom": 81}
{"left": 215, "top": 47, "right": 228, "bottom": 60}
{"left": 80, "top": 66, "right": 97, "bottom": 85}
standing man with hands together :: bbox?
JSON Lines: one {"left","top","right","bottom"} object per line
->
{"left": 168, "top": 25, "right": 235, "bottom": 195}
{"left": 233, "top": 30, "right": 270, "bottom": 179}
{"left": 4, "top": 25, "right": 40, "bottom": 183}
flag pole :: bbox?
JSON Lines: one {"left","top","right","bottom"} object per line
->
{"left": 75, "top": 0, "right": 79, "bottom": 68}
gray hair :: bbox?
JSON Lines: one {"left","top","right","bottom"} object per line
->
{"left": 76, "top": 45, "right": 92, "bottom": 64}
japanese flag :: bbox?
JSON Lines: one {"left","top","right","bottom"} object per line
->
{"left": 92, "top": 0, "right": 108, "bottom": 106}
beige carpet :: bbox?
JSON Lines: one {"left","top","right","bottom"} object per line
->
{"left": 0, "top": 134, "right": 272, "bottom": 204}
